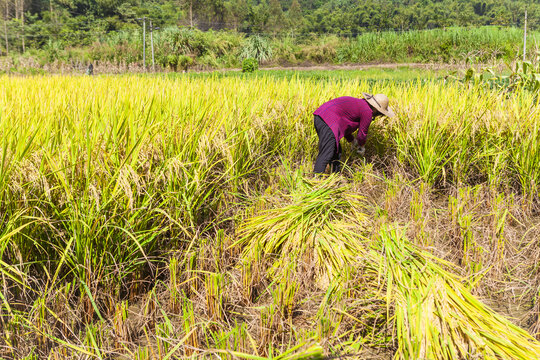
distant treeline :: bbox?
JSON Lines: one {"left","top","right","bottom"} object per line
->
{"left": 0, "top": 0, "right": 538, "bottom": 55}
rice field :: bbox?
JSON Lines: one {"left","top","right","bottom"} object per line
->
{"left": 2, "top": 72, "right": 540, "bottom": 359}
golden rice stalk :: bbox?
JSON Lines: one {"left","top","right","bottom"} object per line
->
{"left": 212, "top": 341, "right": 324, "bottom": 360}
{"left": 234, "top": 175, "right": 368, "bottom": 278}
{"left": 376, "top": 226, "right": 540, "bottom": 360}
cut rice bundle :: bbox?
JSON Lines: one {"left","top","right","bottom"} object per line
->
{"left": 377, "top": 226, "right": 540, "bottom": 360}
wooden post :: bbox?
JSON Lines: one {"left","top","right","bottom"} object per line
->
{"left": 143, "top": 17, "right": 146, "bottom": 69}
{"left": 523, "top": 10, "right": 527, "bottom": 62}
{"left": 50, "top": 0, "right": 57, "bottom": 38}
{"left": 21, "top": 1, "right": 25, "bottom": 53}
{"left": 150, "top": 19, "right": 155, "bottom": 72}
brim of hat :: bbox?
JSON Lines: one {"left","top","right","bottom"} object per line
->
{"left": 363, "top": 92, "right": 396, "bottom": 118}
{"left": 381, "top": 107, "right": 395, "bottom": 118}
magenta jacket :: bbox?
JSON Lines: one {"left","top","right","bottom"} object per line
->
{"left": 313, "top": 96, "right": 373, "bottom": 149}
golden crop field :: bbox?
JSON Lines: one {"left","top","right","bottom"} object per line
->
{"left": 2, "top": 74, "right": 540, "bottom": 359}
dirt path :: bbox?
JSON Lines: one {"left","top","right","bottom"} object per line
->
{"left": 197, "top": 61, "right": 493, "bottom": 75}
{"left": 258, "top": 62, "right": 470, "bottom": 71}
{"left": 1, "top": 57, "right": 485, "bottom": 75}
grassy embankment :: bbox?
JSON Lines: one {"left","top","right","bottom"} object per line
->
{"left": 1, "top": 26, "right": 538, "bottom": 74}
{"left": 2, "top": 71, "right": 540, "bottom": 359}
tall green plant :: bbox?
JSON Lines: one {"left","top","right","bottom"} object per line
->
{"left": 394, "top": 116, "right": 456, "bottom": 186}
{"left": 240, "top": 35, "right": 273, "bottom": 63}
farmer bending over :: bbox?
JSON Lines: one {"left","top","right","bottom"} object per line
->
{"left": 313, "top": 93, "right": 395, "bottom": 173}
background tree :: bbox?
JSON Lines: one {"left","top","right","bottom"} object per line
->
{"left": 0, "top": 0, "right": 539, "bottom": 55}
{"left": 267, "top": 0, "right": 284, "bottom": 34}
{"left": 287, "top": 0, "right": 302, "bottom": 32}
{"left": 1, "top": 0, "right": 9, "bottom": 54}
{"left": 244, "top": 0, "right": 269, "bottom": 34}
{"left": 224, "top": 0, "right": 248, "bottom": 30}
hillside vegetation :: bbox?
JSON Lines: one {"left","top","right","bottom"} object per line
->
{"left": 1, "top": 0, "right": 539, "bottom": 71}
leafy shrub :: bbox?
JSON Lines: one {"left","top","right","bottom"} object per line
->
{"left": 43, "top": 40, "right": 65, "bottom": 62}
{"left": 300, "top": 36, "right": 339, "bottom": 63}
{"left": 156, "top": 27, "right": 241, "bottom": 70}
{"left": 271, "top": 36, "right": 301, "bottom": 64}
{"left": 454, "top": 59, "right": 540, "bottom": 94}
{"left": 165, "top": 54, "right": 178, "bottom": 70}
{"left": 159, "top": 54, "right": 194, "bottom": 72}
{"left": 178, "top": 55, "right": 194, "bottom": 72}
{"left": 242, "top": 58, "right": 258, "bottom": 73}
{"left": 199, "top": 53, "right": 219, "bottom": 69}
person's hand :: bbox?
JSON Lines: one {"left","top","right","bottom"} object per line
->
{"left": 352, "top": 139, "right": 365, "bottom": 155}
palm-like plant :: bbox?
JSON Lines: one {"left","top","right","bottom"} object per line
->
{"left": 240, "top": 35, "right": 273, "bottom": 63}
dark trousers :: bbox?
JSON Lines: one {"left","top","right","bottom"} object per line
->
{"left": 314, "top": 115, "right": 341, "bottom": 173}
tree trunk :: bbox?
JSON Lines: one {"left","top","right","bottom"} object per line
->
{"left": 49, "top": 0, "right": 54, "bottom": 28}
{"left": 3, "top": 0, "right": 8, "bottom": 54}
{"left": 21, "top": 0, "right": 24, "bottom": 53}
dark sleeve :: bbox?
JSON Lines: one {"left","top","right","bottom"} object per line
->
{"left": 356, "top": 113, "right": 373, "bottom": 146}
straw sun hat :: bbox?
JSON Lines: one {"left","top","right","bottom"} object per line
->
{"left": 362, "top": 93, "right": 395, "bottom": 118}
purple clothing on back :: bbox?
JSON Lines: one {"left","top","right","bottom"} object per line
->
{"left": 313, "top": 96, "right": 373, "bottom": 149}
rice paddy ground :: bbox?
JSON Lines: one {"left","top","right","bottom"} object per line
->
{"left": 179, "top": 66, "right": 446, "bottom": 81}
{"left": 2, "top": 69, "right": 540, "bottom": 359}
